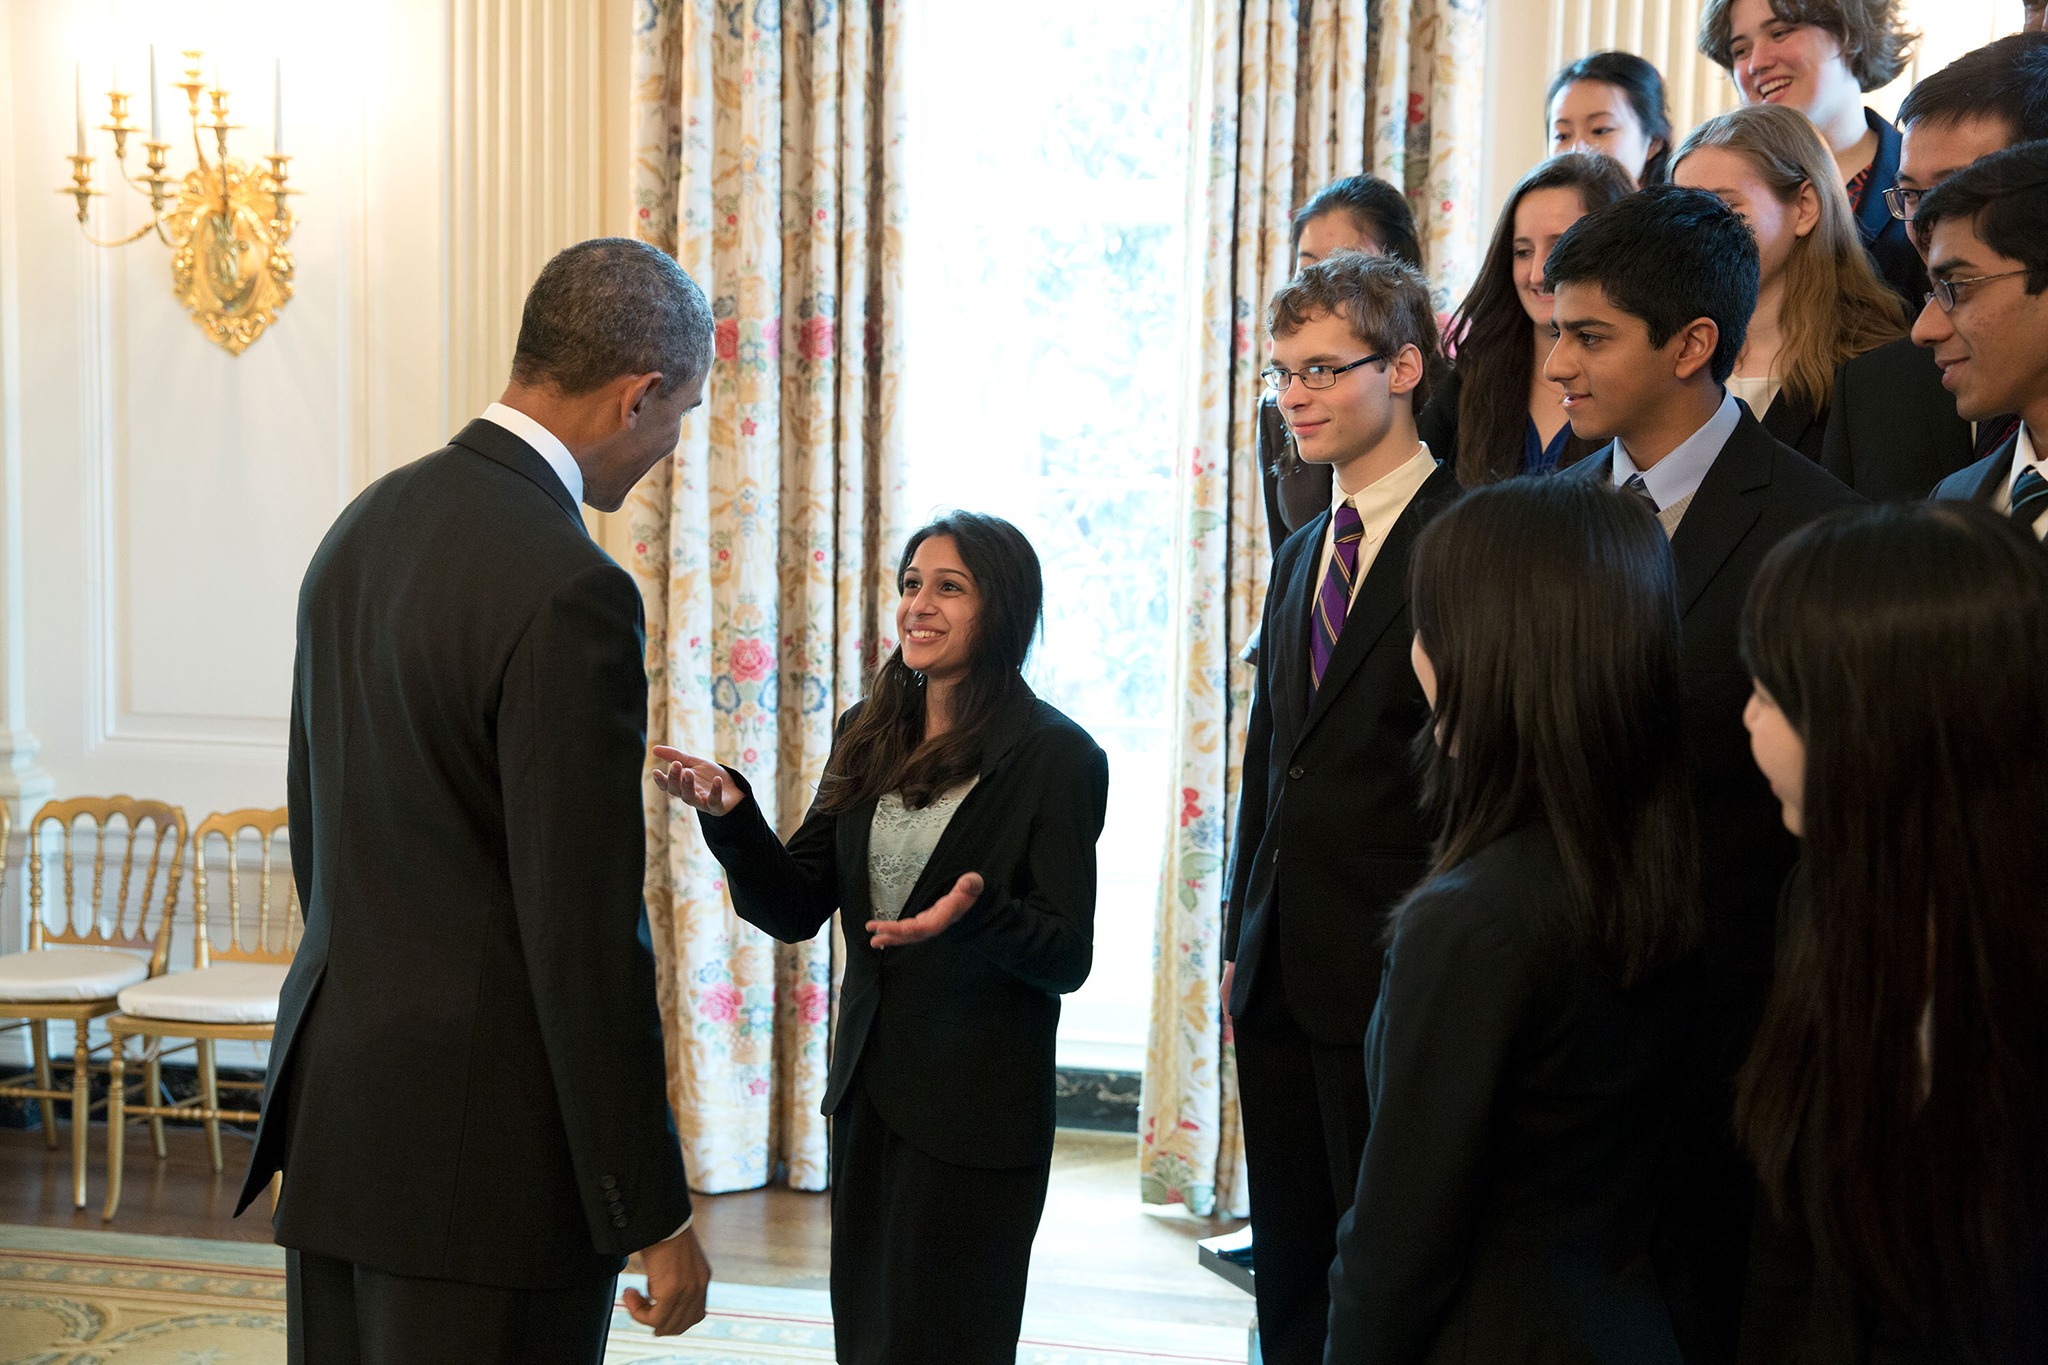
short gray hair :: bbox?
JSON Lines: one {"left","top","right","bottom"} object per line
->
{"left": 510, "top": 238, "right": 713, "bottom": 398}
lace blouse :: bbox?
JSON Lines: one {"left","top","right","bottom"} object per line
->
{"left": 867, "top": 780, "right": 979, "bottom": 922}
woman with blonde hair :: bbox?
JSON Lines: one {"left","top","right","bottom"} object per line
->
{"left": 1672, "top": 102, "right": 1904, "bottom": 460}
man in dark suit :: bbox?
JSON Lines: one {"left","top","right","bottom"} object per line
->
{"left": 1223, "top": 252, "right": 1459, "bottom": 1365}
{"left": 1545, "top": 188, "right": 1862, "bottom": 1365}
{"left": 236, "top": 238, "right": 715, "bottom": 1363}
{"left": 1820, "top": 34, "right": 2048, "bottom": 497}
{"left": 1918, "top": 143, "right": 2048, "bottom": 540}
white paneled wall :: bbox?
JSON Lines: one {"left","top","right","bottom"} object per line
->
{"left": 0, "top": 0, "right": 636, "bottom": 1069}
{"left": 1484, "top": 0, "right": 2023, "bottom": 230}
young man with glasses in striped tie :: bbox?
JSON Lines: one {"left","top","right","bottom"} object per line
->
{"left": 1921, "top": 142, "right": 2048, "bottom": 542}
{"left": 1221, "top": 251, "right": 1459, "bottom": 1365}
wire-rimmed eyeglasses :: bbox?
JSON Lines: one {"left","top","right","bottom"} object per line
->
{"left": 1260, "top": 353, "right": 1385, "bottom": 394}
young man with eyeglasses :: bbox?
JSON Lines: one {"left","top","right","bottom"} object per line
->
{"left": 1821, "top": 33, "right": 2048, "bottom": 497}
{"left": 1921, "top": 143, "right": 2048, "bottom": 540}
{"left": 1548, "top": 186, "right": 1861, "bottom": 1365}
{"left": 1222, "top": 252, "right": 1459, "bottom": 1365}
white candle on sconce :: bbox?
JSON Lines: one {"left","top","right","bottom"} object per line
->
{"left": 273, "top": 57, "right": 283, "bottom": 156}
{"left": 149, "top": 44, "right": 160, "bottom": 140}
{"left": 75, "top": 62, "right": 86, "bottom": 156}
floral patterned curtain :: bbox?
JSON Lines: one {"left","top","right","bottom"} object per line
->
{"left": 1138, "top": 0, "right": 1483, "bottom": 1219}
{"left": 627, "top": 0, "right": 905, "bottom": 1194}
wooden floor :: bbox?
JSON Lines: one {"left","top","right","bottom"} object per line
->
{"left": 0, "top": 1122, "right": 1253, "bottom": 1328}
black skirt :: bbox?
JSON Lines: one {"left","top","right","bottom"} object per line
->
{"left": 828, "top": 1071, "right": 1052, "bottom": 1365}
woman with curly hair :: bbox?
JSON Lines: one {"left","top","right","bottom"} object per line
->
{"left": 1698, "top": 0, "right": 1926, "bottom": 306}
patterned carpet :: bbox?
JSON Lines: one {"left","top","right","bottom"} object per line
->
{"left": 0, "top": 1225, "right": 1246, "bottom": 1364}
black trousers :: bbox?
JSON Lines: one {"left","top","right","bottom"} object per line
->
{"left": 285, "top": 1248, "right": 616, "bottom": 1365}
{"left": 1234, "top": 961, "right": 1373, "bottom": 1365}
{"left": 829, "top": 1072, "right": 1052, "bottom": 1365}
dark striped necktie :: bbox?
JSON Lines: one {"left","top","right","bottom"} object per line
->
{"left": 1310, "top": 501, "right": 1364, "bottom": 693}
{"left": 1623, "top": 472, "right": 1659, "bottom": 516}
{"left": 2012, "top": 466, "right": 2048, "bottom": 537}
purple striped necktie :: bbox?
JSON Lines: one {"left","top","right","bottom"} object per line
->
{"left": 1310, "top": 500, "right": 1364, "bottom": 693}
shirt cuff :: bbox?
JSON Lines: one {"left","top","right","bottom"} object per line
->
{"left": 661, "top": 1216, "right": 693, "bottom": 1241}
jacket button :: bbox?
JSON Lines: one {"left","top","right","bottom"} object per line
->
{"left": 612, "top": 1214, "right": 629, "bottom": 1229}
{"left": 1288, "top": 765, "right": 1305, "bottom": 780}
{"left": 1271, "top": 847, "right": 1280, "bottom": 865}
{"left": 600, "top": 1176, "right": 618, "bottom": 1191}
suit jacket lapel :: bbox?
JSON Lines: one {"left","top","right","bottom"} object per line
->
{"left": 1759, "top": 391, "right": 1818, "bottom": 452}
{"left": 1668, "top": 413, "right": 1770, "bottom": 618}
{"left": 1270, "top": 516, "right": 1325, "bottom": 747}
{"left": 1974, "top": 432, "right": 2021, "bottom": 503}
{"left": 1295, "top": 464, "right": 1454, "bottom": 746}
{"left": 890, "top": 681, "right": 1036, "bottom": 921}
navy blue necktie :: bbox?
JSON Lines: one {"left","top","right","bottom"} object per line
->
{"left": 2011, "top": 466, "right": 2048, "bottom": 537}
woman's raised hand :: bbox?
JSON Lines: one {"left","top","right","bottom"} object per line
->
{"left": 650, "top": 745, "right": 744, "bottom": 816}
{"left": 867, "top": 872, "right": 985, "bottom": 949}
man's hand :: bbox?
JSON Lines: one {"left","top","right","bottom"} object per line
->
{"left": 867, "top": 872, "right": 983, "bottom": 949}
{"left": 624, "top": 1226, "right": 711, "bottom": 1336}
{"left": 1220, "top": 959, "right": 1235, "bottom": 1033}
{"left": 651, "top": 745, "right": 743, "bottom": 816}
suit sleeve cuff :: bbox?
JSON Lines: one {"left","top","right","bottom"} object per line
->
{"left": 662, "top": 1215, "right": 693, "bottom": 1241}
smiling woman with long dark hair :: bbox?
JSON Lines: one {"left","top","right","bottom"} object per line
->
{"left": 653, "top": 511, "right": 1109, "bottom": 1365}
{"left": 1323, "top": 477, "right": 1701, "bottom": 1364}
{"left": 1736, "top": 502, "right": 2048, "bottom": 1363}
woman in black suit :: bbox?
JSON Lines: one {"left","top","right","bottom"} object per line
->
{"left": 1323, "top": 478, "right": 1702, "bottom": 1364}
{"left": 1734, "top": 503, "right": 2048, "bottom": 1363}
{"left": 653, "top": 512, "right": 1109, "bottom": 1365}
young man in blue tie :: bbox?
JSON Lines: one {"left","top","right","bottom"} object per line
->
{"left": 1918, "top": 142, "right": 2048, "bottom": 540}
{"left": 1223, "top": 251, "right": 1460, "bottom": 1365}
{"left": 1548, "top": 187, "right": 1861, "bottom": 1365}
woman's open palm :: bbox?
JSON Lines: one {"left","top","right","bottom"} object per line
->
{"left": 650, "top": 745, "right": 743, "bottom": 816}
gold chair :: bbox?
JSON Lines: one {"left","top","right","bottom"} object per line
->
{"left": 104, "top": 807, "right": 297, "bottom": 1220}
{"left": 0, "top": 796, "right": 188, "bottom": 1208}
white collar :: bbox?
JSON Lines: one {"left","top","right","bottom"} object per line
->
{"left": 481, "top": 402, "right": 584, "bottom": 506}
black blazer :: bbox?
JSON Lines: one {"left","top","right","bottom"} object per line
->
{"left": 1325, "top": 825, "right": 1687, "bottom": 1365}
{"left": 1757, "top": 390, "right": 1825, "bottom": 464}
{"left": 1224, "top": 460, "right": 1462, "bottom": 1045}
{"left": 1415, "top": 368, "right": 1601, "bottom": 482}
{"left": 1820, "top": 338, "right": 1999, "bottom": 500}
{"left": 1931, "top": 426, "right": 2022, "bottom": 508}
{"left": 696, "top": 686, "right": 1108, "bottom": 1171}
{"left": 1855, "top": 109, "right": 1930, "bottom": 312}
{"left": 236, "top": 420, "right": 690, "bottom": 1290}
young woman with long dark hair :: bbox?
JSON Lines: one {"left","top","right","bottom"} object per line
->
{"left": 1417, "top": 152, "right": 1635, "bottom": 486}
{"left": 653, "top": 512, "right": 1109, "bottom": 1365}
{"left": 1736, "top": 502, "right": 2048, "bottom": 1363}
{"left": 1548, "top": 50, "right": 1674, "bottom": 186}
{"left": 1672, "top": 103, "right": 1904, "bottom": 459}
{"left": 1323, "top": 477, "right": 1702, "bottom": 1363}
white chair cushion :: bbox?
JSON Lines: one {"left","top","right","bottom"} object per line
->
{"left": 0, "top": 946, "right": 151, "bottom": 1003}
{"left": 117, "top": 962, "right": 290, "bottom": 1025}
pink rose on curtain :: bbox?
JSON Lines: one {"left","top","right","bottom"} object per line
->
{"left": 728, "top": 637, "right": 773, "bottom": 681}
{"left": 715, "top": 318, "right": 739, "bottom": 361}
{"left": 698, "top": 984, "right": 741, "bottom": 1023}
{"left": 800, "top": 317, "right": 835, "bottom": 360}
{"left": 794, "top": 982, "right": 830, "bottom": 1025}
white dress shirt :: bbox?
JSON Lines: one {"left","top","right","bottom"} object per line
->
{"left": 1314, "top": 442, "right": 1439, "bottom": 608}
{"left": 1613, "top": 391, "right": 1742, "bottom": 537}
{"left": 480, "top": 402, "right": 585, "bottom": 507}
{"left": 1992, "top": 424, "right": 2047, "bottom": 542}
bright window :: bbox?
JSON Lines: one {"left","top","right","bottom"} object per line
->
{"left": 902, "top": 0, "right": 1193, "bottom": 1072}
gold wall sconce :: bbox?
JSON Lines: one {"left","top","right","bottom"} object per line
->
{"left": 58, "top": 48, "right": 295, "bottom": 356}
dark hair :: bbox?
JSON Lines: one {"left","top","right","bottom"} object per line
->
{"left": 1268, "top": 252, "right": 1441, "bottom": 411}
{"left": 1445, "top": 153, "right": 1635, "bottom": 486}
{"left": 1698, "top": 0, "right": 1916, "bottom": 93}
{"left": 1544, "top": 185, "right": 1759, "bottom": 385}
{"left": 1290, "top": 176, "right": 1423, "bottom": 270}
{"left": 1736, "top": 502, "right": 2048, "bottom": 1356}
{"left": 1404, "top": 478, "right": 1702, "bottom": 988}
{"left": 1547, "top": 52, "right": 1675, "bottom": 185}
{"left": 1897, "top": 33, "right": 2048, "bottom": 142}
{"left": 511, "top": 237, "right": 713, "bottom": 398}
{"left": 1914, "top": 139, "right": 2048, "bottom": 295}
{"left": 815, "top": 513, "right": 1043, "bottom": 814}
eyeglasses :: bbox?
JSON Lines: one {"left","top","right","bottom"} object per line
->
{"left": 1260, "top": 353, "right": 1385, "bottom": 393}
{"left": 1924, "top": 269, "right": 2030, "bottom": 312}
{"left": 1883, "top": 184, "right": 1922, "bottom": 221}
